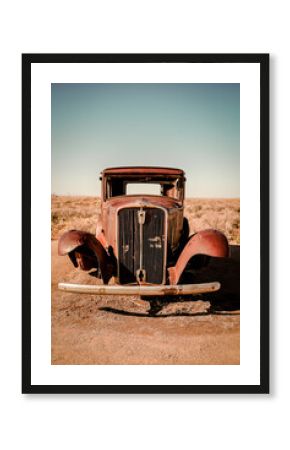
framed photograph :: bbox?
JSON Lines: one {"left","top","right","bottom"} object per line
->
{"left": 22, "top": 53, "right": 269, "bottom": 394}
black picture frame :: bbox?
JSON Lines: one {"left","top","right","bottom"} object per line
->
{"left": 22, "top": 53, "right": 269, "bottom": 394}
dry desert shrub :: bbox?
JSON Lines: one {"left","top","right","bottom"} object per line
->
{"left": 51, "top": 195, "right": 101, "bottom": 240}
{"left": 52, "top": 195, "right": 240, "bottom": 245}
{"left": 184, "top": 198, "right": 240, "bottom": 245}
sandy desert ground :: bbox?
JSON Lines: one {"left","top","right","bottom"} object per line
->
{"left": 52, "top": 196, "right": 240, "bottom": 365}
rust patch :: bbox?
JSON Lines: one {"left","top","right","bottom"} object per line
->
{"left": 58, "top": 230, "right": 116, "bottom": 284}
{"left": 168, "top": 229, "right": 229, "bottom": 284}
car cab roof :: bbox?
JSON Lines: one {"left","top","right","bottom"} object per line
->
{"left": 101, "top": 166, "right": 185, "bottom": 177}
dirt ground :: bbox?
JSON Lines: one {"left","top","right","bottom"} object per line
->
{"left": 52, "top": 241, "right": 240, "bottom": 365}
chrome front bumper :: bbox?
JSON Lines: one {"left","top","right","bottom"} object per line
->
{"left": 58, "top": 281, "right": 220, "bottom": 296}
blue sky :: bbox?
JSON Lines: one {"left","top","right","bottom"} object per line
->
{"left": 51, "top": 83, "right": 239, "bottom": 197}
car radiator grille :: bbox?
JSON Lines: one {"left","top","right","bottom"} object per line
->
{"left": 118, "top": 207, "right": 165, "bottom": 284}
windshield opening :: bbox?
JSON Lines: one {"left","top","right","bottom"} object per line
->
{"left": 104, "top": 176, "right": 184, "bottom": 201}
{"left": 126, "top": 183, "right": 161, "bottom": 196}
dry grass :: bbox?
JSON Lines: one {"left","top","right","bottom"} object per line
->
{"left": 184, "top": 198, "right": 240, "bottom": 245}
{"left": 51, "top": 195, "right": 101, "bottom": 240}
{"left": 51, "top": 195, "right": 240, "bottom": 245}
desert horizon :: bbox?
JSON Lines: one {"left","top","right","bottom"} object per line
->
{"left": 51, "top": 195, "right": 240, "bottom": 245}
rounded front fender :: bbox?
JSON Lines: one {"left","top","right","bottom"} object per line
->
{"left": 58, "top": 229, "right": 88, "bottom": 256}
{"left": 58, "top": 230, "right": 116, "bottom": 284}
{"left": 168, "top": 229, "right": 229, "bottom": 285}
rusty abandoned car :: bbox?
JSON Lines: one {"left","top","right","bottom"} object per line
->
{"left": 58, "top": 167, "right": 229, "bottom": 312}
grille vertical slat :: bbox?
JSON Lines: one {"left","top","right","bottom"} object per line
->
{"left": 143, "top": 209, "right": 164, "bottom": 284}
{"left": 118, "top": 207, "right": 165, "bottom": 284}
{"left": 118, "top": 208, "right": 135, "bottom": 283}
